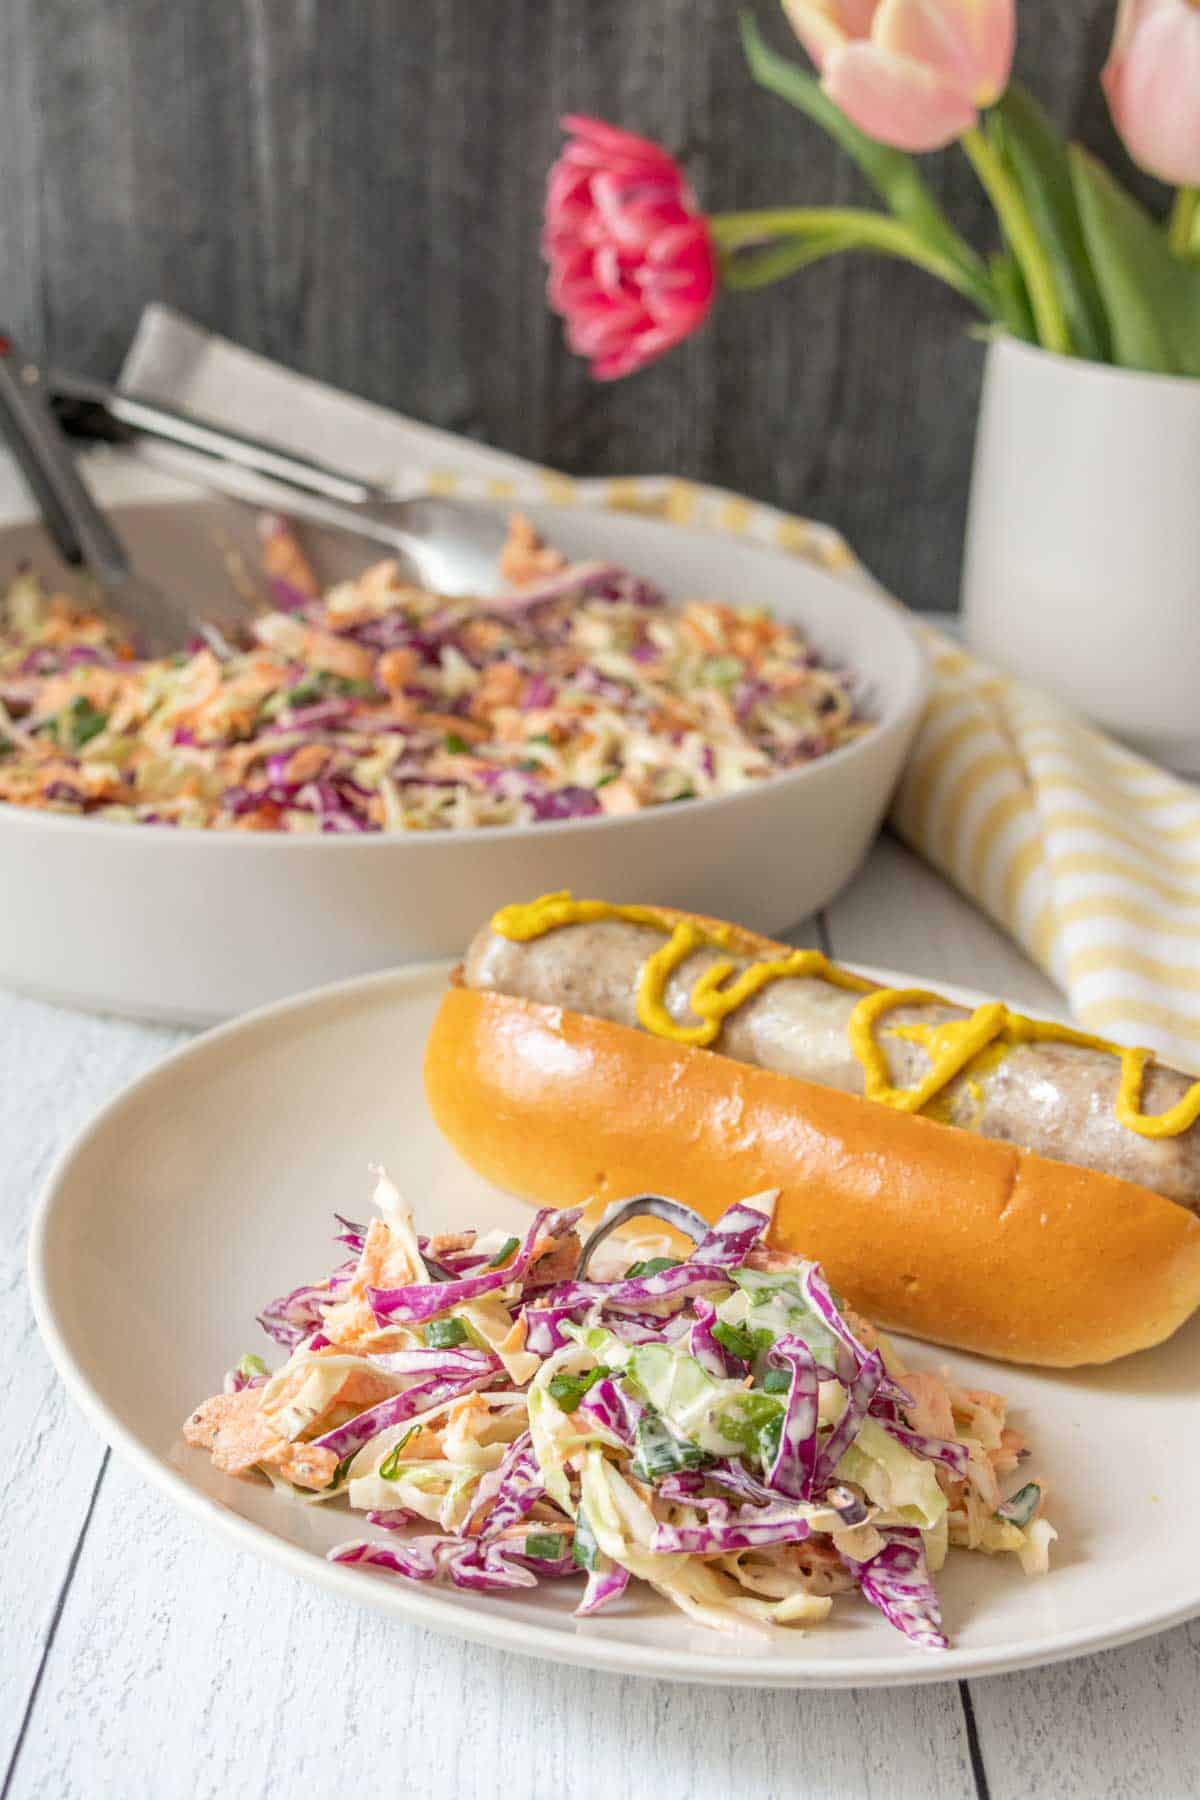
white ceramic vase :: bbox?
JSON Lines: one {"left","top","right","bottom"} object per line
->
{"left": 961, "top": 335, "right": 1200, "bottom": 774}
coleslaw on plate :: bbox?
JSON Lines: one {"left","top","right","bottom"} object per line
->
{"left": 0, "top": 513, "right": 867, "bottom": 832}
{"left": 183, "top": 1175, "right": 1054, "bottom": 1649}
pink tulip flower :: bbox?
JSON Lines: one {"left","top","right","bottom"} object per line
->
{"left": 1102, "top": 0, "right": 1200, "bottom": 187}
{"left": 783, "top": 0, "right": 1016, "bottom": 152}
{"left": 543, "top": 116, "right": 717, "bottom": 380}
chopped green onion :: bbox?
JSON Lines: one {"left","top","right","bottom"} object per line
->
{"left": 995, "top": 1481, "right": 1042, "bottom": 1529}
{"left": 547, "top": 1365, "right": 611, "bottom": 1412}
{"left": 285, "top": 672, "right": 327, "bottom": 708}
{"left": 757, "top": 1411, "right": 784, "bottom": 1468}
{"left": 631, "top": 1412, "right": 707, "bottom": 1480}
{"left": 523, "top": 1531, "right": 566, "bottom": 1561}
{"left": 443, "top": 732, "right": 471, "bottom": 755}
{"left": 572, "top": 1505, "right": 602, "bottom": 1572}
{"left": 623, "top": 1255, "right": 680, "bottom": 1280}
{"left": 379, "top": 1422, "right": 423, "bottom": 1480}
{"left": 527, "top": 733, "right": 554, "bottom": 746}
{"left": 332, "top": 1453, "right": 356, "bottom": 1487}
{"left": 700, "top": 1390, "right": 778, "bottom": 1456}
{"left": 668, "top": 788, "right": 696, "bottom": 803}
{"left": 287, "top": 670, "right": 380, "bottom": 709}
{"left": 425, "top": 1316, "right": 468, "bottom": 1348}
{"left": 486, "top": 1235, "right": 521, "bottom": 1269}
{"left": 236, "top": 1353, "right": 268, "bottom": 1380}
{"left": 59, "top": 695, "right": 108, "bottom": 750}
{"left": 712, "top": 1319, "right": 761, "bottom": 1364}
{"left": 700, "top": 654, "right": 743, "bottom": 689}
{"left": 594, "top": 771, "right": 618, "bottom": 787}
{"left": 760, "top": 1367, "right": 792, "bottom": 1395}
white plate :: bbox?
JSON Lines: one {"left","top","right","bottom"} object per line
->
{"left": 31, "top": 959, "right": 1200, "bottom": 1687}
{"left": 0, "top": 489, "right": 926, "bottom": 1024}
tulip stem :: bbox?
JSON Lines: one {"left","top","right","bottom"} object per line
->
{"left": 1168, "top": 187, "right": 1199, "bottom": 256}
{"left": 709, "top": 209, "right": 992, "bottom": 308}
{"left": 960, "top": 126, "right": 1072, "bottom": 355}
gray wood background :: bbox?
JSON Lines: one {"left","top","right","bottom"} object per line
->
{"left": 0, "top": 0, "right": 1155, "bottom": 609}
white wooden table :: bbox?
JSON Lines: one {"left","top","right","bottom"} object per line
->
{"left": 4, "top": 830, "right": 1199, "bottom": 1800}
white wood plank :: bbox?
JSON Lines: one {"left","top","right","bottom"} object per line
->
{"left": 972, "top": 1626, "right": 1200, "bottom": 1800}
{"left": 9, "top": 1450, "right": 977, "bottom": 1800}
{"left": 824, "top": 831, "right": 1063, "bottom": 1015}
{"left": 0, "top": 993, "right": 182, "bottom": 1760}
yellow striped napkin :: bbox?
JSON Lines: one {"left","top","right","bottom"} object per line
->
{"left": 425, "top": 467, "right": 1200, "bottom": 1068}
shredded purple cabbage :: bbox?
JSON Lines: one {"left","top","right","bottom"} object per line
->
{"left": 257, "top": 1267, "right": 351, "bottom": 1348}
{"left": 688, "top": 1298, "right": 737, "bottom": 1378}
{"left": 651, "top": 1494, "right": 815, "bottom": 1554}
{"left": 576, "top": 1560, "right": 631, "bottom": 1616}
{"left": 800, "top": 1263, "right": 912, "bottom": 1406}
{"left": 878, "top": 1420, "right": 970, "bottom": 1478}
{"left": 764, "top": 1335, "right": 820, "bottom": 1500}
{"left": 544, "top": 1260, "right": 733, "bottom": 1314}
{"left": 811, "top": 1350, "right": 884, "bottom": 1495}
{"left": 841, "top": 1527, "right": 948, "bottom": 1652}
{"left": 578, "top": 1378, "right": 645, "bottom": 1445}
{"left": 688, "top": 1201, "right": 771, "bottom": 1267}
{"left": 369, "top": 1207, "right": 581, "bottom": 1323}
{"left": 477, "top": 1435, "right": 545, "bottom": 1540}
{"left": 312, "top": 1368, "right": 499, "bottom": 1459}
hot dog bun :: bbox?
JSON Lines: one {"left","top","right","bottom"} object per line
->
{"left": 424, "top": 980, "right": 1200, "bottom": 1367}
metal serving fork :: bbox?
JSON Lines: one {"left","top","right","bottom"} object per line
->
{"left": 574, "top": 1195, "right": 712, "bottom": 1278}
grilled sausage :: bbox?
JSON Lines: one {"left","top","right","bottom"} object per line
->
{"left": 464, "top": 917, "right": 1200, "bottom": 1210}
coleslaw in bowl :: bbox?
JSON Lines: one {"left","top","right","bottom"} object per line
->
{"left": 0, "top": 514, "right": 866, "bottom": 833}
{"left": 0, "top": 486, "right": 926, "bottom": 1021}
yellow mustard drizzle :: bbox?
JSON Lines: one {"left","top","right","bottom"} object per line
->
{"left": 490, "top": 893, "right": 1200, "bottom": 1140}
{"left": 846, "top": 990, "right": 1010, "bottom": 1114}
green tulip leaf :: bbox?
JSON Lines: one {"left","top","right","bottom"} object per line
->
{"left": 739, "top": 11, "right": 996, "bottom": 316}
{"left": 988, "top": 251, "right": 1037, "bottom": 342}
{"left": 712, "top": 209, "right": 993, "bottom": 304}
{"left": 720, "top": 233, "right": 848, "bottom": 289}
{"left": 991, "top": 86, "right": 1111, "bottom": 363}
{"left": 1069, "top": 146, "right": 1200, "bottom": 376}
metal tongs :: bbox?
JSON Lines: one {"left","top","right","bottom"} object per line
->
{"left": 46, "top": 366, "right": 513, "bottom": 599}
{"left": 0, "top": 334, "right": 221, "bottom": 654}
{"left": 0, "top": 334, "right": 521, "bottom": 654}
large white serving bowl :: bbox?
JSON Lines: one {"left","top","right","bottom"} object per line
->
{"left": 0, "top": 494, "right": 927, "bottom": 1023}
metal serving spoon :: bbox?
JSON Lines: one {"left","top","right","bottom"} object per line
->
{"left": 49, "top": 370, "right": 514, "bottom": 600}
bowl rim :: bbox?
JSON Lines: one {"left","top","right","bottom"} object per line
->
{"left": 0, "top": 497, "right": 929, "bottom": 853}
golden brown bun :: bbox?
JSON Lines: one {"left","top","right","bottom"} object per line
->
{"left": 424, "top": 985, "right": 1200, "bottom": 1366}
